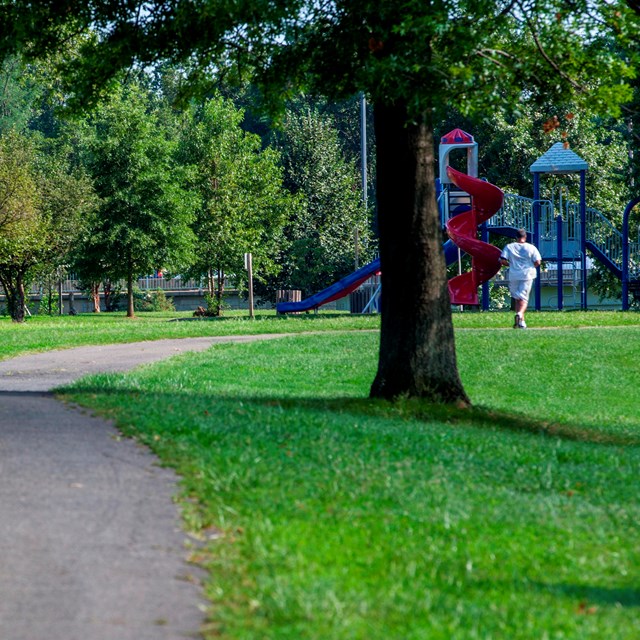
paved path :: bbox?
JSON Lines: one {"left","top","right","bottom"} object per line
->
{"left": 0, "top": 335, "right": 286, "bottom": 640}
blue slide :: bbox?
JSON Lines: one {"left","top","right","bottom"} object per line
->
{"left": 276, "top": 239, "right": 461, "bottom": 314}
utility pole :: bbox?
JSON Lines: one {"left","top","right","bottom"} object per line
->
{"left": 357, "top": 92, "right": 368, "bottom": 270}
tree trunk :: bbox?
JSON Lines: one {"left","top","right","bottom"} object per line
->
{"left": 207, "top": 268, "right": 215, "bottom": 298}
{"left": 9, "top": 275, "right": 25, "bottom": 322}
{"left": 127, "top": 266, "right": 135, "bottom": 318}
{"left": 369, "top": 101, "right": 469, "bottom": 405}
{"left": 2, "top": 272, "right": 27, "bottom": 323}
{"left": 215, "top": 267, "right": 224, "bottom": 316}
{"left": 91, "top": 282, "right": 101, "bottom": 312}
{"left": 14, "top": 276, "right": 25, "bottom": 323}
{"left": 103, "top": 280, "right": 116, "bottom": 312}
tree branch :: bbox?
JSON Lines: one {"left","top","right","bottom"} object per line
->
{"left": 476, "top": 48, "right": 517, "bottom": 69}
{"left": 515, "top": 0, "right": 585, "bottom": 93}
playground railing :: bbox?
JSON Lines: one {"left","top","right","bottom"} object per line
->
{"left": 579, "top": 203, "right": 624, "bottom": 271}
{"left": 443, "top": 185, "right": 640, "bottom": 286}
{"left": 489, "top": 194, "right": 535, "bottom": 231}
{"left": 437, "top": 189, "right": 447, "bottom": 226}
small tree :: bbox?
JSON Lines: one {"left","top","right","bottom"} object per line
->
{"left": 75, "top": 81, "right": 196, "bottom": 318}
{"left": 178, "top": 96, "right": 297, "bottom": 314}
{"left": 0, "top": 133, "right": 40, "bottom": 320}
{"left": 0, "top": 130, "right": 93, "bottom": 321}
{"left": 277, "top": 107, "right": 373, "bottom": 295}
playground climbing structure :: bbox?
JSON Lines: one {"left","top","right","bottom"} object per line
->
{"left": 277, "top": 129, "right": 640, "bottom": 314}
{"left": 438, "top": 136, "right": 640, "bottom": 311}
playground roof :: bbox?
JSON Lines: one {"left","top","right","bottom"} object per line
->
{"left": 440, "top": 128, "right": 474, "bottom": 144}
{"left": 530, "top": 142, "right": 588, "bottom": 174}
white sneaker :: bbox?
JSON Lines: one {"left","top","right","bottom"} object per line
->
{"left": 519, "top": 320, "right": 527, "bottom": 329}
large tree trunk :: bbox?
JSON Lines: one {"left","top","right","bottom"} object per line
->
{"left": 370, "top": 101, "right": 469, "bottom": 404}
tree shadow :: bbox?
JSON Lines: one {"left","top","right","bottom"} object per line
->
{"left": 528, "top": 580, "right": 640, "bottom": 607}
{"left": 57, "top": 385, "right": 640, "bottom": 447}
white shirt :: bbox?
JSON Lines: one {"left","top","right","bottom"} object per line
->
{"left": 501, "top": 241, "right": 541, "bottom": 281}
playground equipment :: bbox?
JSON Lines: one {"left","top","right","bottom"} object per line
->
{"left": 277, "top": 129, "right": 640, "bottom": 314}
{"left": 275, "top": 258, "right": 381, "bottom": 314}
{"left": 440, "top": 134, "right": 640, "bottom": 311}
{"left": 275, "top": 240, "right": 462, "bottom": 314}
{"left": 495, "top": 143, "right": 638, "bottom": 310}
{"left": 445, "top": 166, "right": 503, "bottom": 305}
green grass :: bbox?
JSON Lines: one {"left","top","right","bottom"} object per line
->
{"left": 0, "top": 310, "right": 379, "bottom": 361}
{"left": 451, "top": 308, "right": 640, "bottom": 329}
{"left": 58, "top": 318, "right": 640, "bottom": 639}
{"left": 2, "top": 308, "right": 638, "bottom": 362}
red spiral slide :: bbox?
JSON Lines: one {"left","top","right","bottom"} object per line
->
{"left": 446, "top": 166, "right": 504, "bottom": 305}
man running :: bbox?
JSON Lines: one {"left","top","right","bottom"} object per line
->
{"left": 499, "top": 228, "right": 542, "bottom": 329}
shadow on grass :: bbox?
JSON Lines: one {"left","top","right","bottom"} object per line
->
{"left": 274, "top": 396, "right": 640, "bottom": 446}
{"left": 530, "top": 580, "right": 640, "bottom": 607}
{"left": 56, "top": 385, "right": 640, "bottom": 447}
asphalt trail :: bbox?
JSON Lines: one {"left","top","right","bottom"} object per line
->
{"left": 0, "top": 335, "right": 286, "bottom": 640}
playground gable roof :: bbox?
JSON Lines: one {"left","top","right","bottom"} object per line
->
{"left": 530, "top": 142, "right": 588, "bottom": 175}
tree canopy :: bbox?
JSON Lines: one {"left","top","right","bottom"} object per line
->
{"left": 1, "top": 0, "right": 638, "bottom": 401}
{"left": 1, "top": 1, "right": 637, "bottom": 117}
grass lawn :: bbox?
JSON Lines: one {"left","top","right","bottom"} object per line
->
{"left": 0, "top": 310, "right": 379, "bottom": 361}
{"left": 1, "top": 308, "right": 639, "bottom": 361}
{"left": 51, "top": 311, "right": 640, "bottom": 639}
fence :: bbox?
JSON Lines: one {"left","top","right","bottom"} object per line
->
{"left": 27, "top": 275, "right": 209, "bottom": 296}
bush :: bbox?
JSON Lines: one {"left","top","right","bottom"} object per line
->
{"left": 149, "top": 288, "right": 175, "bottom": 312}
{"left": 204, "top": 292, "right": 228, "bottom": 316}
{"left": 133, "top": 287, "right": 176, "bottom": 312}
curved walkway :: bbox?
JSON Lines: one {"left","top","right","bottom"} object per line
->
{"left": 0, "top": 335, "right": 286, "bottom": 640}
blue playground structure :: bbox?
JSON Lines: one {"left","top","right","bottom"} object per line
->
{"left": 277, "top": 129, "right": 640, "bottom": 314}
{"left": 439, "top": 129, "right": 640, "bottom": 311}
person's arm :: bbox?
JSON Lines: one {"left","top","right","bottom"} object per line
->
{"left": 533, "top": 247, "right": 542, "bottom": 268}
{"left": 499, "top": 257, "right": 509, "bottom": 267}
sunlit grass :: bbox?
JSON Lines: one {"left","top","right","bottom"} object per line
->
{"left": 2, "top": 308, "right": 639, "bottom": 362}
{"left": 60, "top": 321, "right": 640, "bottom": 639}
{"left": 0, "top": 310, "right": 379, "bottom": 360}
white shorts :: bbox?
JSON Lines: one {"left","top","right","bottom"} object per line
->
{"left": 509, "top": 279, "right": 534, "bottom": 302}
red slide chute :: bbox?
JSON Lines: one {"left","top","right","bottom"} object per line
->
{"left": 445, "top": 166, "right": 504, "bottom": 305}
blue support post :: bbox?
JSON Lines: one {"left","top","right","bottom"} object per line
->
{"left": 579, "top": 171, "right": 587, "bottom": 310}
{"left": 556, "top": 214, "right": 563, "bottom": 310}
{"left": 533, "top": 175, "right": 541, "bottom": 311}
{"left": 481, "top": 222, "right": 490, "bottom": 311}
